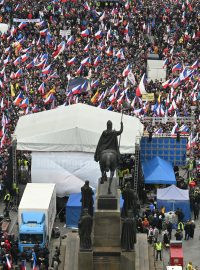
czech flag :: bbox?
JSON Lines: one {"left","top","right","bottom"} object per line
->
{"left": 71, "top": 84, "right": 81, "bottom": 95}
{"left": 13, "top": 56, "right": 22, "bottom": 66}
{"left": 105, "top": 46, "right": 113, "bottom": 56}
{"left": 3, "top": 56, "right": 10, "bottom": 65}
{"left": 26, "top": 60, "right": 35, "bottom": 69}
{"left": 38, "top": 82, "right": 45, "bottom": 94}
{"left": 95, "top": 30, "right": 103, "bottom": 39}
{"left": 15, "top": 68, "right": 23, "bottom": 78}
{"left": 20, "top": 97, "right": 29, "bottom": 108}
{"left": 163, "top": 58, "right": 169, "bottom": 68}
{"left": 190, "top": 60, "right": 199, "bottom": 70}
{"left": 76, "top": 65, "right": 83, "bottom": 75}
{"left": 122, "top": 64, "right": 131, "bottom": 77}
{"left": 110, "top": 82, "right": 119, "bottom": 94}
{"left": 172, "top": 63, "right": 182, "bottom": 73}
{"left": 93, "top": 55, "right": 101, "bottom": 66}
{"left": 136, "top": 73, "right": 147, "bottom": 96}
{"left": 83, "top": 43, "right": 90, "bottom": 52}
{"left": 44, "top": 93, "right": 55, "bottom": 104}
{"left": 162, "top": 79, "right": 171, "bottom": 88}
{"left": 42, "top": 64, "right": 51, "bottom": 74}
{"left": 14, "top": 91, "right": 24, "bottom": 105}
{"left": 40, "top": 28, "right": 48, "bottom": 36}
{"left": 21, "top": 53, "right": 29, "bottom": 63}
{"left": 91, "top": 79, "right": 99, "bottom": 88}
{"left": 83, "top": 1, "right": 90, "bottom": 11}
{"left": 4, "top": 46, "right": 11, "bottom": 54}
{"left": 125, "top": 0, "right": 130, "bottom": 9}
{"left": 81, "top": 81, "right": 88, "bottom": 91}
{"left": 124, "top": 23, "right": 129, "bottom": 34}
{"left": 81, "top": 56, "right": 91, "bottom": 66}
{"left": 172, "top": 77, "right": 181, "bottom": 88}
{"left": 67, "top": 57, "right": 76, "bottom": 65}
{"left": 35, "top": 59, "right": 46, "bottom": 68}
{"left": 52, "top": 41, "right": 66, "bottom": 59}
{"left": 81, "top": 29, "right": 90, "bottom": 37}
{"left": 109, "top": 90, "right": 119, "bottom": 103}
{"left": 66, "top": 36, "right": 74, "bottom": 46}
{"left": 18, "top": 22, "right": 28, "bottom": 30}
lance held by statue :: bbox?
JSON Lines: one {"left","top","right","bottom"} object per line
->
{"left": 94, "top": 120, "right": 123, "bottom": 194}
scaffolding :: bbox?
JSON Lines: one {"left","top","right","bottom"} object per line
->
{"left": 133, "top": 136, "right": 141, "bottom": 193}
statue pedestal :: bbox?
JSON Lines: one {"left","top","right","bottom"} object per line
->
{"left": 78, "top": 177, "right": 137, "bottom": 270}
{"left": 97, "top": 178, "right": 119, "bottom": 210}
{"left": 94, "top": 178, "right": 121, "bottom": 247}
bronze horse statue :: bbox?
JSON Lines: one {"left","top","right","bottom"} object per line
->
{"left": 94, "top": 120, "right": 123, "bottom": 194}
{"left": 99, "top": 150, "right": 118, "bottom": 194}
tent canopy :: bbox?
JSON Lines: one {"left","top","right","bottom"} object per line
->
{"left": 142, "top": 156, "right": 176, "bottom": 185}
{"left": 157, "top": 185, "right": 190, "bottom": 221}
{"left": 14, "top": 103, "right": 143, "bottom": 153}
{"left": 157, "top": 185, "right": 189, "bottom": 201}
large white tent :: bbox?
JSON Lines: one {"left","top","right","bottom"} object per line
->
{"left": 14, "top": 104, "right": 143, "bottom": 196}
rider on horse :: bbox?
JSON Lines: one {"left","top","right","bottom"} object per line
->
{"left": 94, "top": 120, "right": 123, "bottom": 164}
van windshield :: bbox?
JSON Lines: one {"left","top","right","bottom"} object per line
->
{"left": 20, "top": 234, "right": 43, "bottom": 244}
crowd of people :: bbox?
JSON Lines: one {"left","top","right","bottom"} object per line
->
{"left": 0, "top": 0, "right": 199, "bottom": 268}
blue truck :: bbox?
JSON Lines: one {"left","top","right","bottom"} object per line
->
{"left": 18, "top": 183, "right": 56, "bottom": 252}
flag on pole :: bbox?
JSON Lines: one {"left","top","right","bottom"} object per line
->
{"left": 136, "top": 74, "right": 147, "bottom": 96}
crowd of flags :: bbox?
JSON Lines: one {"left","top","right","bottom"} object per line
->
{"left": 0, "top": 0, "right": 199, "bottom": 150}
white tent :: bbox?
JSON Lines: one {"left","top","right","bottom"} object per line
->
{"left": 14, "top": 103, "right": 143, "bottom": 153}
{"left": 14, "top": 104, "right": 143, "bottom": 197}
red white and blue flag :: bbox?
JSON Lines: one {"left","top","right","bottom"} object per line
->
{"left": 172, "top": 63, "right": 182, "bottom": 73}
{"left": 83, "top": 1, "right": 90, "bottom": 10}
{"left": 81, "top": 29, "right": 90, "bottom": 37}
{"left": 81, "top": 57, "right": 91, "bottom": 66}
{"left": 66, "top": 36, "right": 74, "bottom": 46}
{"left": 13, "top": 56, "right": 21, "bottom": 66}
{"left": 38, "top": 82, "right": 45, "bottom": 94}
{"left": 136, "top": 73, "right": 147, "bottom": 96}
{"left": 42, "top": 64, "right": 51, "bottom": 74}
{"left": 18, "top": 22, "right": 28, "bottom": 30}
{"left": 20, "top": 97, "right": 29, "bottom": 108}
{"left": 14, "top": 91, "right": 24, "bottom": 106}
{"left": 122, "top": 64, "right": 131, "bottom": 77}
{"left": 15, "top": 68, "right": 23, "bottom": 78}
{"left": 67, "top": 57, "right": 76, "bottom": 65}
{"left": 95, "top": 30, "right": 103, "bottom": 39}
{"left": 93, "top": 55, "right": 101, "bottom": 66}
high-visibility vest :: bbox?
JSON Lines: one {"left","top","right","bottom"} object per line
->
{"left": 178, "top": 222, "right": 184, "bottom": 231}
{"left": 4, "top": 193, "right": 11, "bottom": 202}
{"left": 155, "top": 242, "right": 162, "bottom": 251}
{"left": 186, "top": 263, "right": 193, "bottom": 270}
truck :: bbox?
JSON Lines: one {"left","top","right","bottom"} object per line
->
{"left": 18, "top": 183, "right": 56, "bottom": 252}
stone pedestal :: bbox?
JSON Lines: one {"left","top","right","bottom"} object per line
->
{"left": 78, "top": 177, "right": 137, "bottom": 270}
{"left": 121, "top": 251, "right": 135, "bottom": 270}
{"left": 78, "top": 251, "right": 93, "bottom": 270}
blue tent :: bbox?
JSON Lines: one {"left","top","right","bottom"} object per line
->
{"left": 157, "top": 185, "right": 191, "bottom": 221}
{"left": 66, "top": 192, "right": 123, "bottom": 228}
{"left": 142, "top": 156, "right": 176, "bottom": 185}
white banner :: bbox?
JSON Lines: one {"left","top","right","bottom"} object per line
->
{"left": 13, "top": 18, "right": 40, "bottom": 23}
{"left": 60, "top": 29, "right": 71, "bottom": 37}
{"left": 31, "top": 152, "right": 101, "bottom": 197}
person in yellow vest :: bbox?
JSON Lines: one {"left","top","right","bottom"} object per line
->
{"left": 154, "top": 240, "right": 162, "bottom": 261}
{"left": 186, "top": 261, "right": 193, "bottom": 270}
{"left": 4, "top": 190, "right": 11, "bottom": 209}
{"left": 118, "top": 169, "right": 123, "bottom": 187}
{"left": 177, "top": 221, "right": 184, "bottom": 232}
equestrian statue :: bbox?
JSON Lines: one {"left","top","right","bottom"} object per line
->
{"left": 94, "top": 120, "right": 123, "bottom": 194}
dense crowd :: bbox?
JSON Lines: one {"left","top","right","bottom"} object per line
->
{"left": 0, "top": 1, "right": 200, "bottom": 262}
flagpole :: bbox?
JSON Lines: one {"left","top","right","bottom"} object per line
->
{"left": 118, "top": 109, "right": 124, "bottom": 149}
